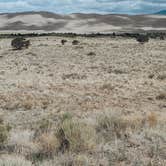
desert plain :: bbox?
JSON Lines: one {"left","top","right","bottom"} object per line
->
{"left": 0, "top": 36, "right": 165, "bottom": 165}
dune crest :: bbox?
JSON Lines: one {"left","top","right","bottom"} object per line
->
{"left": 0, "top": 11, "right": 166, "bottom": 33}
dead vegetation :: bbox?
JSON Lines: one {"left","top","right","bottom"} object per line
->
{"left": 0, "top": 110, "right": 165, "bottom": 165}
{"left": 0, "top": 117, "right": 11, "bottom": 146}
{"left": 157, "top": 74, "right": 166, "bottom": 80}
{"left": 0, "top": 92, "right": 51, "bottom": 111}
{"left": 0, "top": 36, "right": 165, "bottom": 165}
{"left": 62, "top": 73, "right": 87, "bottom": 80}
{"left": 156, "top": 93, "right": 166, "bottom": 100}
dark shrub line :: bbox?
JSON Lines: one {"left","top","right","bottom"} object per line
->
{"left": 0, "top": 32, "right": 165, "bottom": 39}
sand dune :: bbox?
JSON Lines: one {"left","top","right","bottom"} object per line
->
{"left": 0, "top": 11, "right": 166, "bottom": 33}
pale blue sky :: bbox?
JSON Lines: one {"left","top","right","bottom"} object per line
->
{"left": 0, "top": 0, "right": 165, "bottom": 14}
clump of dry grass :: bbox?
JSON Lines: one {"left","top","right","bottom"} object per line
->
{"left": 0, "top": 155, "right": 32, "bottom": 166}
{"left": 39, "top": 153, "right": 108, "bottom": 166}
{"left": 56, "top": 118, "right": 97, "bottom": 153}
{"left": 73, "top": 154, "right": 89, "bottom": 166}
{"left": 100, "top": 83, "right": 114, "bottom": 91}
{"left": 157, "top": 74, "right": 166, "bottom": 80}
{"left": 97, "top": 110, "right": 165, "bottom": 165}
{"left": 36, "top": 118, "right": 52, "bottom": 134}
{"left": 28, "top": 116, "right": 97, "bottom": 162}
{"left": 143, "top": 126, "right": 166, "bottom": 161}
{"left": 148, "top": 73, "right": 155, "bottom": 79}
{"left": 26, "top": 52, "right": 37, "bottom": 57}
{"left": 62, "top": 73, "right": 87, "bottom": 80}
{"left": 35, "top": 132, "right": 60, "bottom": 158}
{"left": 147, "top": 112, "right": 158, "bottom": 128}
{"left": 7, "top": 129, "right": 38, "bottom": 157}
{"left": 72, "top": 40, "right": 79, "bottom": 45}
{"left": 0, "top": 92, "right": 51, "bottom": 111}
{"left": 97, "top": 111, "right": 145, "bottom": 139}
{"left": 0, "top": 116, "right": 11, "bottom": 146}
{"left": 21, "top": 118, "right": 57, "bottom": 161}
{"left": 156, "top": 93, "right": 166, "bottom": 100}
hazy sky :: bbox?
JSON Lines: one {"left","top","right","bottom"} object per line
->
{"left": 0, "top": 0, "right": 165, "bottom": 14}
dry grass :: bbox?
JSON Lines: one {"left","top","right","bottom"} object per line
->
{"left": 35, "top": 132, "right": 60, "bottom": 157}
{"left": 157, "top": 74, "right": 166, "bottom": 80}
{"left": 0, "top": 92, "right": 51, "bottom": 111}
{"left": 147, "top": 112, "right": 158, "bottom": 128}
{"left": 97, "top": 110, "right": 145, "bottom": 139}
{"left": 7, "top": 129, "right": 38, "bottom": 156}
{"left": 0, "top": 117, "right": 11, "bottom": 146}
{"left": 62, "top": 73, "right": 87, "bottom": 80}
{"left": 0, "top": 155, "right": 32, "bottom": 166}
{"left": 156, "top": 93, "right": 166, "bottom": 100}
{"left": 0, "top": 36, "right": 165, "bottom": 165}
{"left": 56, "top": 118, "right": 97, "bottom": 153}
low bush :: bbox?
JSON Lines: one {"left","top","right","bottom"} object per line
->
{"left": 157, "top": 74, "right": 166, "bottom": 80}
{"left": 35, "top": 132, "right": 60, "bottom": 158}
{"left": 160, "top": 36, "right": 165, "bottom": 40}
{"left": 11, "top": 37, "right": 30, "bottom": 50}
{"left": 87, "top": 52, "right": 96, "bottom": 56}
{"left": 156, "top": 93, "right": 166, "bottom": 100}
{"left": 61, "top": 39, "right": 67, "bottom": 45}
{"left": 72, "top": 40, "right": 79, "bottom": 45}
{"left": 136, "top": 35, "right": 149, "bottom": 44}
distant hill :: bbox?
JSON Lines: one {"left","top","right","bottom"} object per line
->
{"left": 0, "top": 11, "right": 166, "bottom": 33}
{"left": 155, "top": 10, "right": 166, "bottom": 15}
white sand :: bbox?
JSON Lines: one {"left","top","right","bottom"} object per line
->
{"left": 0, "top": 12, "right": 166, "bottom": 33}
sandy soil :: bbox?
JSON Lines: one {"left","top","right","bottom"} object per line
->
{"left": 0, "top": 36, "right": 165, "bottom": 165}
{"left": 1, "top": 12, "right": 166, "bottom": 33}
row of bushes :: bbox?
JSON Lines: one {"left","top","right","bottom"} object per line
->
{"left": 10, "top": 35, "right": 152, "bottom": 51}
{"left": 11, "top": 37, "right": 80, "bottom": 50}
{"left": 1, "top": 32, "right": 165, "bottom": 39}
{"left": 10, "top": 31, "right": 165, "bottom": 50}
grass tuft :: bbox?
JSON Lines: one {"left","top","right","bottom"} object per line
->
{"left": 56, "top": 118, "right": 97, "bottom": 153}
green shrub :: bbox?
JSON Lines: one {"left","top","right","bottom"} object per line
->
{"left": 0, "top": 118, "right": 11, "bottom": 146}
{"left": 60, "top": 112, "right": 73, "bottom": 121}
{"left": 61, "top": 39, "right": 67, "bottom": 45}
{"left": 136, "top": 35, "right": 149, "bottom": 44}
{"left": 72, "top": 40, "right": 79, "bottom": 45}
{"left": 160, "top": 36, "right": 165, "bottom": 40}
{"left": 11, "top": 37, "right": 30, "bottom": 50}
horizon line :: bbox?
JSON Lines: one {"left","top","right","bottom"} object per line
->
{"left": 0, "top": 10, "right": 164, "bottom": 16}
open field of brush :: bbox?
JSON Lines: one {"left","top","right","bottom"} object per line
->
{"left": 0, "top": 36, "right": 165, "bottom": 165}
